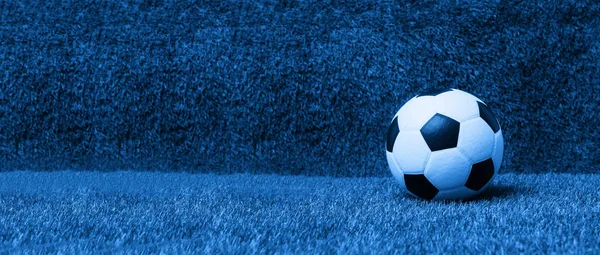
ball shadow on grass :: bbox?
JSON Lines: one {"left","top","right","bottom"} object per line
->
{"left": 459, "top": 183, "right": 526, "bottom": 203}
{"left": 393, "top": 183, "right": 529, "bottom": 203}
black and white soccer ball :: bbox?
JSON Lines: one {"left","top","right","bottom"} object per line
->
{"left": 386, "top": 88, "right": 504, "bottom": 200}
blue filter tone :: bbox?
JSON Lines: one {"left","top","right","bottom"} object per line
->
{"left": 1, "top": 0, "right": 600, "bottom": 253}
{"left": 0, "top": 0, "right": 598, "bottom": 175}
{"left": 0, "top": 171, "right": 599, "bottom": 253}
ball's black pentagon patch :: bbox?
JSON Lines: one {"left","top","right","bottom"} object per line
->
{"left": 404, "top": 174, "right": 439, "bottom": 200}
{"left": 420, "top": 113, "right": 460, "bottom": 152}
{"left": 477, "top": 101, "right": 500, "bottom": 133}
{"left": 416, "top": 88, "right": 453, "bottom": 97}
{"left": 465, "top": 158, "right": 495, "bottom": 191}
{"left": 386, "top": 116, "right": 400, "bottom": 152}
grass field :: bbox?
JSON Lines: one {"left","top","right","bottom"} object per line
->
{"left": 0, "top": 171, "right": 599, "bottom": 253}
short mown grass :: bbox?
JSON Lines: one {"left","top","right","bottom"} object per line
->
{"left": 0, "top": 171, "right": 598, "bottom": 253}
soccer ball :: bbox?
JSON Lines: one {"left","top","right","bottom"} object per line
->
{"left": 386, "top": 88, "right": 503, "bottom": 200}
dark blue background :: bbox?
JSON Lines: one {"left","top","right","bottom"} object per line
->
{"left": 0, "top": 0, "right": 598, "bottom": 175}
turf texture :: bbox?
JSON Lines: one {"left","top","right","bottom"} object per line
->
{"left": 1, "top": 171, "right": 598, "bottom": 253}
{"left": 0, "top": 0, "right": 599, "bottom": 175}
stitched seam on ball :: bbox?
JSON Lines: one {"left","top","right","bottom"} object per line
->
{"left": 462, "top": 114, "right": 480, "bottom": 123}
{"left": 421, "top": 151, "right": 432, "bottom": 174}
{"left": 443, "top": 186, "right": 465, "bottom": 193}
{"left": 392, "top": 155, "right": 404, "bottom": 176}
{"left": 456, "top": 147, "right": 473, "bottom": 164}
{"left": 456, "top": 147, "right": 475, "bottom": 183}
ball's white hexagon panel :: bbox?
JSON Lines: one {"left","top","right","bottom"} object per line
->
{"left": 434, "top": 186, "right": 478, "bottom": 200}
{"left": 492, "top": 130, "right": 504, "bottom": 173}
{"left": 424, "top": 148, "right": 471, "bottom": 190}
{"left": 391, "top": 130, "right": 431, "bottom": 174}
{"left": 457, "top": 117, "right": 495, "bottom": 163}
{"left": 451, "top": 88, "right": 484, "bottom": 104}
{"left": 386, "top": 151, "right": 406, "bottom": 190}
{"left": 394, "top": 96, "right": 438, "bottom": 132}
{"left": 435, "top": 90, "right": 480, "bottom": 122}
